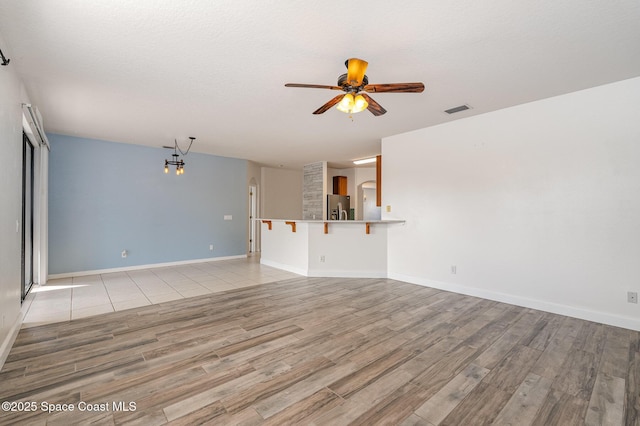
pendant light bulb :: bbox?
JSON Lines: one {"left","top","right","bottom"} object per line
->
{"left": 336, "top": 94, "right": 354, "bottom": 113}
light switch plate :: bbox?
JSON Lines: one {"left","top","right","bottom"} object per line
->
{"left": 224, "top": 215, "right": 232, "bottom": 220}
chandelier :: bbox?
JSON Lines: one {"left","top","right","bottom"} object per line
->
{"left": 164, "top": 137, "right": 195, "bottom": 175}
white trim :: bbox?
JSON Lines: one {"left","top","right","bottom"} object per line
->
{"left": 22, "top": 103, "right": 50, "bottom": 150}
{"left": 306, "top": 269, "right": 387, "bottom": 278}
{"left": 47, "top": 255, "right": 247, "bottom": 280}
{"left": 389, "top": 272, "right": 640, "bottom": 331}
{"left": 33, "top": 142, "right": 48, "bottom": 285}
{"left": 259, "top": 259, "right": 307, "bottom": 276}
{"left": 0, "top": 314, "right": 22, "bottom": 371}
{"left": 22, "top": 109, "right": 49, "bottom": 286}
{"left": 259, "top": 259, "right": 387, "bottom": 279}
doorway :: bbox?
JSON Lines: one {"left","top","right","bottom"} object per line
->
{"left": 249, "top": 179, "right": 258, "bottom": 254}
{"left": 358, "top": 180, "right": 381, "bottom": 221}
{"left": 22, "top": 132, "right": 34, "bottom": 301}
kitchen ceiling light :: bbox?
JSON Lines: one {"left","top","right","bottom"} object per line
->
{"left": 353, "top": 157, "right": 377, "bottom": 165}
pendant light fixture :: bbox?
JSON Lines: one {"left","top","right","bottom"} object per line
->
{"left": 0, "top": 45, "right": 10, "bottom": 66}
{"left": 164, "top": 137, "right": 195, "bottom": 175}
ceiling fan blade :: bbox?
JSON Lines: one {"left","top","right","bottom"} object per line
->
{"left": 363, "top": 83, "right": 425, "bottom": 93}
{"left": 285, "top": 83, "right": 343, "bottom": 90}
{"left": 313, "top": 94, "right": 345, "bottom": 114}
{"left": 361, "top": 93, "right": 387, "bottom": 116}
{"left": 346, "top": 58, "right": 368, "bottom": 86}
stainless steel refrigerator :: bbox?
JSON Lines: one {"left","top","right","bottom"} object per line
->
{"left": 327, "top": 194, "right": 350, "bottom": 220}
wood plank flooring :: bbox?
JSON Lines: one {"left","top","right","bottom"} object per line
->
{"left": 0, "top": 277, "right": 638, "bottom": 425}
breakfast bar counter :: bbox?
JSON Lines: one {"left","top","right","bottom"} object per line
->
{"left": 257, "top": 219, "right": 404, "bottom": 278}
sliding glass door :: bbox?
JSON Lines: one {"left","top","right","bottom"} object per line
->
{"left": 22, "top": 132, "right": 34, "bottom": 301}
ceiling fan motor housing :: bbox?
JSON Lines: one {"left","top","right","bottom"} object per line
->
{"left": 338, "top": 73, "right": 368, "bottom": 92}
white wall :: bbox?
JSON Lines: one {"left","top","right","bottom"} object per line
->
{"left": 259, "top": 220, "right": 309, "bottom": 275}
{"left": 383, "top": 77, "right": 640, "bottom": 330}
{"left": 261, "top": 167, "right": 303, "bottom": 219}
{"left": 354, "top": 167, "right": 376, "bottom": 187}
{"left": 307, "top": 222, "right": 387, "bottom": 278}
{"left": 0, "top": 40, "right": 30, "bottom": 365}
{"left": 362, "top": 187, "right": 380, "bottom": 221}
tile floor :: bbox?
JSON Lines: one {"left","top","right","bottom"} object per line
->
{"left": 22, "top": 257, "right": 300, "bottom": 328}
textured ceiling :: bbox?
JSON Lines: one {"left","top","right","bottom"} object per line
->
{"left": 1, "top": 0, "right": 640, "bottom": 169}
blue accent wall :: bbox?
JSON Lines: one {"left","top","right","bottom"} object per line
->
{"left": 48, "top": 134, "right": 247, "bottom": 274}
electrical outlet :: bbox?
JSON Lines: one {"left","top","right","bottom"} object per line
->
{"left": 121, "top": 250, "right": 128, "bottom": 258}
{"left": 628, "top": 291, "right": 637, "bottom": 304}
{"left": 386, "top": 205, "right": 391, "bottom": 213}
{"left": 209, "top": 244, "right": 214, "bottom": 251}
{"left": 451, "top": 265, "right": 457, "bottom": 274}
{"left": 320, "top": 255, "right": 325, "bottom": 263}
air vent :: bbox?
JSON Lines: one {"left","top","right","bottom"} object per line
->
{"left": 445, "top": 104, "right": 470, "bottom": 114}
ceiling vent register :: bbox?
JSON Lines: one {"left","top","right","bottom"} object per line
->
{"left": 445, "top": 105, "right": 470, "bottom": 114}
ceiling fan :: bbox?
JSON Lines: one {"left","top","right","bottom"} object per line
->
{"left": 285, "top": 58, "right": 424, "bottom": 116}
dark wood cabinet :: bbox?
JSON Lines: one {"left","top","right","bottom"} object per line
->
{"left": 376, "top": 155, "right": 381, "bottom": 206}
{"left": 333, "top": 176, "right": 347, "bottom": 195}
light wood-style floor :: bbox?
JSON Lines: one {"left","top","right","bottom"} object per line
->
{"left": 1, "top": 276, "right": 638, "bottom": 425}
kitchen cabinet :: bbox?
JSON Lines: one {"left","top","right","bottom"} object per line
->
{"left": 333, "top": 176, "right": 347, "bottom": 195}
{"left": 376, "top": 155, "right": 381, "bottom": 206}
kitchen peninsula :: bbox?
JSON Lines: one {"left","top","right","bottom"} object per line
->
{"left": 258, "top": 219, "right": 404, "bottom": 278}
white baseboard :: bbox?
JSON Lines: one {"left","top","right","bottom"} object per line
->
{"left": 259, "top": 259, "right": 308, "bottom": 276}
{"left": 48, "top": 255, "right": 247, "bottom": 280}
{"left": 259, "top": 259, "right": 387, "bottom": 279}
{"left": 389, "top": 272, "right": 640, "bottom": 331}
{"left": 0, "top": 290, "right": 38, "bottom": 371}
{"left": 0, "top": 314, "right": 24, "bottom": 372}
{"left": 306, "top": 269, "right": 387, "bottom": 278}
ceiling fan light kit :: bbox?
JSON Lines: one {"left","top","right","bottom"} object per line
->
{"left": 336, "top": 93, "right": 369, "bottom": 114}
{"left": 285, "top": 58, "right": 424, "bottom": 116}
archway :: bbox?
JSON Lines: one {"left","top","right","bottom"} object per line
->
{"left": 357, "top": 180, "right": 381, "bottom": 220}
